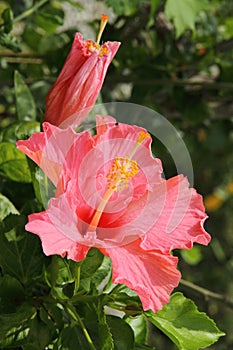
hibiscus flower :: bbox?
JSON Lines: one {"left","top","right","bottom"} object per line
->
{"left": 44, "top": 15, "right": 120, "bottom": 129}
{"left": 16, "top": 116, "right": 211, "bottom": 312}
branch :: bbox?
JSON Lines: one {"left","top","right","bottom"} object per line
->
{"left": 107, "top": 77, "right": 233, "bottom": 90}
{"left": 14, "top": 0, "right": 49, "bottom": 23}
{"left": 180, "top": 279, "right": 233, "bottom": 309}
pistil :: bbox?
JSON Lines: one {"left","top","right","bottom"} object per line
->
{"left": 96, "top": 14, "right": 109, "bottom": 45}
{"left": 86, "top": 131, "right": 150, "bottom": 234}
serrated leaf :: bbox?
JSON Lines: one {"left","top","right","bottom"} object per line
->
{"left": 0, "top": 304, "right": 36, "bottom": 347}
{"left": 145, "top": 292, "right": 225, "bottom": 350}
{"left": 14, "top": 70, "right": 36, "bottom": 121}
{"left": 0, "top": 142, "right": 32, "bottom": 182}
{"left": 0, "top": 193, "right": 19, "bottom": 221}
{"left": 165, "top": 0, "right": 209, "bottom": 37}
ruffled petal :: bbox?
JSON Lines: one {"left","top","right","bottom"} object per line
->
{"left": 26, "top": 210, "right": 89, "bottom": 262}
{"left": 16, "top": 122, "right": 77, "bottom": 186}
{"left": 141, "top": 175, "right": 211, "bottom": 253}
{"left": 102, "top": 239, "right": 181, "bottom": 312}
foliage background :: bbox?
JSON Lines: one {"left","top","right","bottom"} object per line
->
{"left": 0, "top": 0, "right": 232, "bottom": 349}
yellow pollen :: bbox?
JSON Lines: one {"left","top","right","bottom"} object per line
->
{"left": 129, "top": 130, "right": 151, "bottom": 159}
{"left": 87, "top": 130, "right": 148, "bottom": 233}
{"left": 106, "top": 156, "right": 139, "bottom": 192}
{"left": 85, "top": 14, "right": 109, "bottom": 57}
{"left": 137, "top": 131, "right": 151, "bottom": 144}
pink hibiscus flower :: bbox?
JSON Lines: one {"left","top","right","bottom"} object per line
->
{"left": 16, "top": 116, "right": 211, "bottom": 312}
{"left": 44, "top": 14, "right": 120, "bottom": 129}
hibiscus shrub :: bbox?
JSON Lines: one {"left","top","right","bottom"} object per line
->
{"left": 0, "top": 1, "right": 232, "bottom": 350}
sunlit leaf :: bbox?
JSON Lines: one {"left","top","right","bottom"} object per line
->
{"left": 145, "top": 292, "right": 225, "bottom": 350}
{"left": 0, "top": 193, "right": 19, "bottom": 221}
{"left": 0, "top": 142, "right": 31, "bottom": 182}
{"left": 0, "top": 304, "right": 36, "bottom": 347}
{"left": 126, "top": 314, "right": 148, "bottom": 344}
{"left": 165, "top": 0, "right": 209, "bottom": 37}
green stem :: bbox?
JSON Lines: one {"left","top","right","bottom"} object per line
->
{"left": 66, "top": 305, "right": 97, "bottom": 350}
{"left": 14, "top": 0, "right": 49, "bottom": 23}
{"left": 73, "top": 265, "right": 81, "bottom": 295}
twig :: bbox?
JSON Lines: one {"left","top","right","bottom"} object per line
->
{"left": 107, "top": 77, "right": 233, "bottom": 90}
{"left": 180, "top": 279, "right": 233, "bottom": 309}
{"left": 14, "top": 0, "right": 49, "bottom": 23}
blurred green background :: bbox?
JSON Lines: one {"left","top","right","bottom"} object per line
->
{"left": 0, "top": 0, "right": 232, "bottom": 349}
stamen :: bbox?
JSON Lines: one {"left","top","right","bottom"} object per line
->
{"left": 106, "top": 157, "right": 139, "bottom": 192}
{"left": 137, "top": 131, "right": 151, "bottom": 144}
{"left": 88, "top": 157, "right": 139, "bottom": 232}
{"left": 96, "top": 14, "right": 109, "bottom": 45}
{"left": 129, "top": 130, "right": 151, "bottom": 159}
{"left": 87, "top": 131, "right": 149, "bottom": 234}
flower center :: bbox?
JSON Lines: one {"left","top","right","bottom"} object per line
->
{"left": 86, "top": 130, "right": 150, "bottom": 235}
{"left": 85, "top": 14, "right": 109, "bottom": 57}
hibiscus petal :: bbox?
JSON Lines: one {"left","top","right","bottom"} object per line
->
{"left": 141, "top": 175, "right": 211, "bottom": 253}
{"left": 44, "top": 32, "right": 120, "bottom": 128}
{"left": 102, "top": 239, "right": 181, "bottom": 312}
{"left": 26, "top": 210, "right": 89, "bottom": 261}
{"left": 16, "top": 122, "right": 77, "bottom": 186}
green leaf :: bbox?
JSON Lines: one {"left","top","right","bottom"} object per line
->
{"left": 2, "top": 7, "right": 14, "bottom": 33}
{"left": 107, "top": 315, "right": 135, "bottom": 350}
{"left": 0, "top": 232, "right": 46, "bottom": 287}
{"left": 95, "top": 298, "right": 114, "bottom": 350}
{"left": 91, "top": 256, "right": 112, "bottom": 292}
{"left": 145, "top": 292, "right": 225, "bottom": 350}
{"left": 0, "top": 142, "right": 32, "bottom": 182}
{"left": 22, "top": 27, "right": 42, "bottom": 51}
{"left": 0, "top": 304, "right": 36, "bottom": 347}
{"left": 0, "top": 275, "right": 25, "bottom": 313}
{"left": 147, "top": 0, "right": 160, "bottom": 28}
{"left": 79, "top": 248, "right": 104, "bottom": 292}
{"left": 181, "top": 245, "right": 202, "bottom": 265}
{"left": 31, "top": 166, "right": 55, "bottom": 208}
{"left": 0, "top": 193, "right": 19, "bottom": 221}
{"left": 35, "top": 11, "right": 64, "bottom": 34}
{"left": 54, "top": 324, "right": 89, "bottom": 350}
{"left": 14, "top": 70, "right": 36, "bottom": 121}
{"left": 0, "top": 32, "right": 21, "bottom": 52}
{"left": 22, "top": 314, "right": 51, "bottom": 350}
{"left": 1, "top": 121, "right": 40, "bottom": 143}
{"left": 165, "top": 0, "right": 209, "bottom": 37}
{"left": 126, "top": 315, "right": 148, "bottom": 344}
{"left": 105, "top": 0, "right": 140, "bottom": 16}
